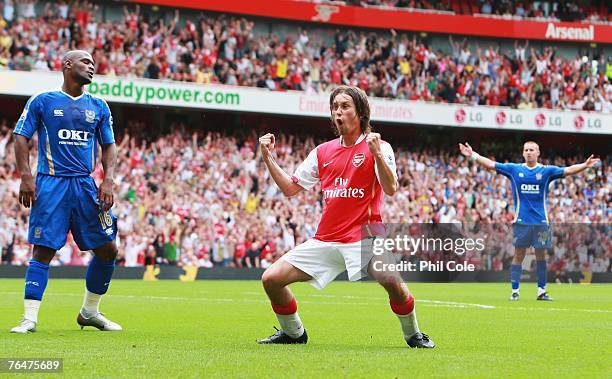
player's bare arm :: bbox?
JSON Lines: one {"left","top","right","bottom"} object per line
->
{"left": 99, "top": 143, "right": 117, "bottom": 211}
{"left": 259, "top": 133, "right": 303, "bottom": 197}
{"left": 563, "top": 154, "right": 600, "bottom": 177}
{"left": 14, "top": 134, "right": 36, "bottom": 208}
{"left": 367, "top": 132, "right": 397, "bottom": 196}
{"left": 459, "top": 142, "right": 496, "bottom": 171}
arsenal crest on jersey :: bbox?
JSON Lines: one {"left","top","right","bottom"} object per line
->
{"left": 85, "top": 110, "right": 96, "bottom": 123}
{"left": 352, "top": 153, "right": 365, "bottom": 168}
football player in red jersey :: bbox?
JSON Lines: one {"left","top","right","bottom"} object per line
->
{"left": 257, "top": 86, "right": 434, "bottom": 348}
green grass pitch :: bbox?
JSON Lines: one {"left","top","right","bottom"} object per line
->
{"left": 1, "top": 279, "right": 611, "bottom": 378}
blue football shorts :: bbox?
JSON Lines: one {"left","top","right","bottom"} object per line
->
{"left": 28, "top": 174, "right": 117, "bottom": 251}
{"left": 512, "top": 224, "right": 552, "bottom": 249}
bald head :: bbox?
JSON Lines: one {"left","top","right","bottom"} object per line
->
{"left": 62, "top": 50, "right": 94, "bottom": 70}
{"left": 61, "top": 50, "right": 95, "bottom": 87}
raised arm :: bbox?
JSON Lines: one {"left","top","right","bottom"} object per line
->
{"left": 563, "top": 154, "right": 600, "bottom": 177}
{"left": 259, "top": 133, "right": 304, "bottom": 197}
{"left": 458, "top": 142, "right": 496, "bottom": 171}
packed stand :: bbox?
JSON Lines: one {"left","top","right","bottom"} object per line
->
{"left": 475, "top": 0, "right": 609, "bottom": 22}
{"left": 299, "top": 0, "right": 610, "bottom": 22}
{"left": 0, "top": 1, "right": 611, "bottom": 112}
{"left": 0, "top": 121, "right": 609, "bottom": 274}
{"left": 300, "top": 0, "right": 453, "bottom": 13}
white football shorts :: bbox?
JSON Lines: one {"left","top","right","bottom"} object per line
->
{"left": 280, "top": 238, "right": 376, "bottom": 289}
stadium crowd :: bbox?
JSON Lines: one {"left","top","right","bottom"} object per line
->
{"left": 1, "top": 1, "right": 611, "bottom": 112}
{"left": 304, "top": 0, "right": 609, "bottom": 23}
{"left": 0, "top": 120, "right": 609, "bottom": 273}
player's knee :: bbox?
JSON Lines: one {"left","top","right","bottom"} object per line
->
{"left": 94, "top": 242, "right": 118, "bottom": 261}
{"left": 261, "top": 268, "right": 282, "bottom": 289}
{"left": 109, "top": 244, "right": 118, "bottom": 259}
{"left": 32, "top": 246, "right": 56, "bottom": 264}
{"left": 513, "top": 249, "right": 527, "bottom": 261}
{"left": 514, "top": 253, "right": 526, "bottom": 261}
{"left": 534, "top": 250, "right": 547, "bottom": 260}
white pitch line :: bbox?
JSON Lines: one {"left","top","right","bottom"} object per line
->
{"left": 418, "top": 299, "right": 495, "bottom": 309}
{"left": 243, "top": 291, "right": 496, "bottom": 309}
{"left": 106, "top": 294, "right": 377, "bottom": 306}
{"left": 2, "top": 291, "right": 611, "bottom": 313}
{"left": 507, "top": 306, "right": 612, "bottom": 314}
{"left": 0, "top": 292, "right": 373, "bottom": 306}
{"left": 2, "top": 291, "right": 495, "bottom": 309}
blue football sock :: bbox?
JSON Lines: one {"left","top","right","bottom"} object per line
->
{"left": 24, "top": 260, "right": 50, "bottom": 301}
{"left": 86, "top": 256, "right": 115, "bottom": 295}
{"left": 510, "top": 264, "right": 522, "bottom": 291}
{"left": 536, "top": 260, "right": 547, "bottom": 289}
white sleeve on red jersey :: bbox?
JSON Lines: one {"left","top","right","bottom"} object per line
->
{"left": 291, "top": 147, "right": 319, "bottom": 190}
{"left": 374, "top": 142, "right": 398, "bottom": 183}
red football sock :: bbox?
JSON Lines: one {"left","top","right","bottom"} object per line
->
{"left": 390, "top": 295, "right": 415, "bottom": 316}
{"left": 271, "top": 297, "right": 298, "bottom": 315}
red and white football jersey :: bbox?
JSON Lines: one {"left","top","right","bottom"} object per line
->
{"left": 291, "top": 134, "right": 397, "bottom": 243}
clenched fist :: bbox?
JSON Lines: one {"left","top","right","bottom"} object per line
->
{"left": 259, "top": 133, "right": 275, "bottom": 157}
{"left": 366, "top": 132, "right": 382, "bottom": 155}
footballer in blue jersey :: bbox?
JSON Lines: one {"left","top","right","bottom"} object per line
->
{"left": 11, "top": 50, "right": 122, "bottom": 334}
{"left": 459, "top": 141, "right": 600, "bottom": 301}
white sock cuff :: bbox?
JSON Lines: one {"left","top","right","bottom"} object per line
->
{"left": 397, "top": 310, "right": 420, "bottom": 340}
{"left": 276, "top": 313, "right": 304, "bottom": 338}
{"left": 537, "top": 287, "right": 547, "bottom": 295}
{"left": 24, "top": 299, "right": 41, "bottom": 323}
{"left": 82, "top": 290, "right": 103, "bottom": 315}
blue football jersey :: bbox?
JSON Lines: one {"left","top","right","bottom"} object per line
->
{"left": 495, "top": 162, "right": 565, "bottom": 225}
{"left": 13, "top": 90, "right": 115, "bottom": 177}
